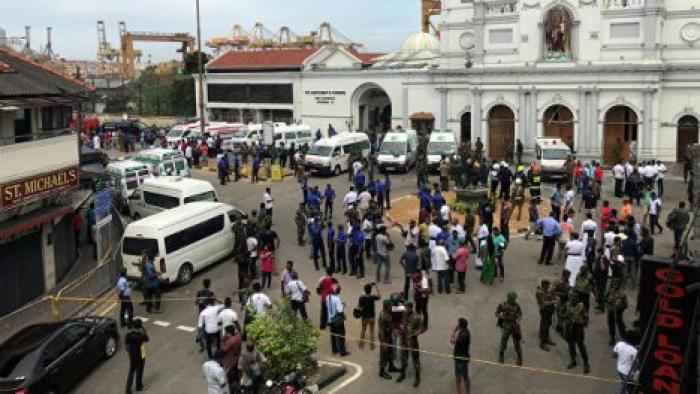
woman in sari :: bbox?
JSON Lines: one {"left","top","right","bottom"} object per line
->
{"left": 479, "top": 235, "right": 496, "bottom": 286}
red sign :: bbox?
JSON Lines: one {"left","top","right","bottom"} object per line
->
{"left": 1, "top": 167, "right": 79, "bottom": 210}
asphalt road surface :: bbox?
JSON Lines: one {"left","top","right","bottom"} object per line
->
{"left": 74, "top": 165, "right": 684, "bottom": 394}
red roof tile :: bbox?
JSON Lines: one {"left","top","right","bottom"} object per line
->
{"left": 0, "top": 59, "right": 13, "bottom": 73}
{"left": 355, "top": 52, "right": 383, "bottom": 65}
{"left": 207, "top": 48, "right": 321, "bottom": 70}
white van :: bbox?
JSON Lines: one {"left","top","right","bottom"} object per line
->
{"left": 134, "top": 148, "right": 190, "bottom": 177}
{"left": 106, "top": 160, "right": 153, "bottom": 200}
{"left": 427, "top": 130, "right": 457, "bottom": 171}
{"left": 273, "top": 123, "right": 314, "bottom": 149}
{"left": 535, "top": 138, "right": 571, "bottom": 180}
{"left": 128, "top": 176, "right": 218, "bottom": 219}
{"left": 227, "top": 124, "right": 262, "bottom": 148}
{"left": 304, "top": 132, "right": 370, "bottom": 176}
{"left": 377, "top": 129, "right": 418, "bottom": 173}
{"left": 122, "top": 202, "right": 242, "bottom": 285}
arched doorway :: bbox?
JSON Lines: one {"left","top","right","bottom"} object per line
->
{"left": 488, "top": 105, "right": 515, "bottom": 160}
{"left": 543, "top": 105, "right": 574, "bottom": 150}
{"left": 460, "top": 112, "right": 472, "bottom": 143}
{"left": 603, "top": 105, "right": 638, "bottom": 165}
{"left": 677, "top": 115, "right": 699, "bottom": 162}
{"left": 355, "top": 85, "right": 391, "bottom": 136}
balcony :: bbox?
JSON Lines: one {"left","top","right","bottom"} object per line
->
{"left": 603, "top": 0, "right": 645, "bottom": 9}
{"left": 486, "top": 3, "right": 518, "bottom": 16}
{"left": 0, "top": 133, "right": 79, "bottom": 184}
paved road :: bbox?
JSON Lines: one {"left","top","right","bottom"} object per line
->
{"left": 74, "top": 165, "right": 683, "bottom": 394}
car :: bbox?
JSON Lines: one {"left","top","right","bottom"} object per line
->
{"left": 0, "top": 317, "right": 119, "bottom": 394}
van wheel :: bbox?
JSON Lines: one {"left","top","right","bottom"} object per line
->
{"left": 177, "top": 263, "right": 193, "bottom": 285}
{"left": 104, "top": 334, "right": 118, "bottom": 359}
{"left": 334, "top": 165, "right": 341, "bottom": 176}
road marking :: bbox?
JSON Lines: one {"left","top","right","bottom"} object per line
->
{"left": 98, "top": 301, "right": 118, "bottom": 317}
{"left": 176, "top": 325, "right": 196, "bottom": 332}
{"left": 153, "top": 320, "right": 171, "bottom": 327}
{"left": 322, "top": 358, "right": 362, "bottom": 394}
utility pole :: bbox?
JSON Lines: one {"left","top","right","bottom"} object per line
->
{"left": 195, "top": 0, "right": 206, "bottom": 137}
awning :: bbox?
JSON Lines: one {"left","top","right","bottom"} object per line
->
{"left": 0, "top": 205, "right": 73, "bottom": 240}
{"left": 410, "top": 112, "right": 435, "bottom": 120}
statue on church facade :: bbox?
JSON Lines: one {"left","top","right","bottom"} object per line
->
{"left": 545, "top": 6, "right": 572, "bottom": 60}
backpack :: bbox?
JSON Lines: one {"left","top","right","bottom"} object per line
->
{"left": 666, "top": 210, "right": 678, "bottom": 229}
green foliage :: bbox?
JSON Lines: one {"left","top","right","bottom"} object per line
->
{"left": 121, "top": 71, "right": 196, "bottom": 117}
{"left": 246, "top": 300, "right": 319, "bottom": 379}
{"left": 183, "top": 51, "right": 210, "bottom": 75}
{"left": 448, "top": 198, "right": 476, "bottom": 215}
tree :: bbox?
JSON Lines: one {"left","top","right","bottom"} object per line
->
{"left": 183, "top": 51, "right": 210, "bottom": 75}
{"left": 245, "top": 300, "right": 319, "bottom": 379}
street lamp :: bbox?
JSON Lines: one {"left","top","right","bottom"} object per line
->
{"left": 195, "top": 0, "right": 205, "bottom": 137}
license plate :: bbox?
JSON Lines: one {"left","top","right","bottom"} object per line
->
{"left": 385, "top": 166, "right": 395, "bottom": 171}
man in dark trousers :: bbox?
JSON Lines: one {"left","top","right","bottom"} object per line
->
{"left": 125, "top": 319, "right": 149, "bottom": 393}
{"left": 117, "top": 268, "right": 134, "bottom": 328}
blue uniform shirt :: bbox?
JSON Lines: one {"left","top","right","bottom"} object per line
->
{"left": 327, "top": 226, "right": 335, "bottom": 245}
{"left": 354, "top": 172, "right": 366, "bottom": 189}
{"left": 324, "top": 187, "right": 335, "bottom": 202}
{"left": 310, "top": 222, "right": 322, "bottom": 239}
{"left": 376, "top": 181, "right": 386, "bottom": 195}
{"left": 536, "top": 217, "right": 561, "bottom": 237}
{"left": 351, "top": 228, "right": 365, "bottom": 247}
{"left": 336, "top": 230, "right": 347, "bottom": 245}
{"left": 432, "top": 192, "right": 444, "bottom": 211}
{"left": 143, "top": 261, "right": 159, "bottom": 288}
{"left": 117, "top": 276, "right": 130, "bottom": 297}
{"left": 308, "top": 193, "right": 321, "bottom": 209}
{"left": 367, "top": 180, "right": 376, "bottom": 193}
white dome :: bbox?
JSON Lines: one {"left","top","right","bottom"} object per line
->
{"left": 401, "top": 32, "right": 440, "bottom": 52}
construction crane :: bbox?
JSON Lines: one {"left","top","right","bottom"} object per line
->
{"left": 96, "top": 20, "right": 122, "bottom": 78}
{"left": 422, "top": 0, "right": 442, "bottom": 38}
{"left": 249, "top": 22, "right": 275, "bottom": 49}
{"left": 118, "top": 21, "right": 195, "bottom": 81}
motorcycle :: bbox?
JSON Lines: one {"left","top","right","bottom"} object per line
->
{"left": 264, "top": 370, "right": 312, "bottom": 394}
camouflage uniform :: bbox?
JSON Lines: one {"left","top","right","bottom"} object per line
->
{"left": 605, "top": 279, "right": 627, "bottom": 345}
{"left": 496, "top": 291, "right": 523, "bottom": 365}
{"left": 416, "top": 134, "right": 429, "bottom": 190}
{"left": 564, "top": 294, "right": 590, "bottom": 373}
{"left": 378, "top": 301, "right": 395, "bottom": 378}
{"left": 552, "top": 276, "right": 570, "bottom": 335}
{"left": 535, "top": 280, "right": 556, "bottom": 350}
{"left": 439, "top": 159, "right": 451, "bottom": 191}
{"left": 398, "top": 308, "right": 422, "bottom": 387}
{"left": 295, "top": 204, "right": 307, "bottom": 246}
{"left": 573, "top": 266, "right": 595, "bottom": 313}
{"left": 296, "top": 156, "right": 306, "bottom": 182}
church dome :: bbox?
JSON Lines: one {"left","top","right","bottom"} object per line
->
{"left": 401, "top": 32, "right": 440, "bottom": 52}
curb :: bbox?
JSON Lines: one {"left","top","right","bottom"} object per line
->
{"left": 315, "top": 362, "right": 348, "bottom": 391}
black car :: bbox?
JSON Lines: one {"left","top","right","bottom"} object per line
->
{"left": 0, "top": 317, "right": 119, "bottom": 394}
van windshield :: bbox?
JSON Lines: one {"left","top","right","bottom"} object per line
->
{"left": 428, "top": 142, "right": 455, "bottom": 155}
{"left": 380, "top": 142, "right": 407, "bottom": 155}
{"left": 309, "top": 145, "right": 332, "bottom": 157}
{"left": 232, "top": 129, "right": 248, "bottom": 138}
{"left": 542, "top": 149, "right": 570, "bottom": 160}
{"left": 167, "top": 130, "right": 184, "bottom": 138}
{"left": 184, "top": 191, "right": 216, "bottom": 203}
{"left": 123, "top": 237, "right": 159, "bottom": 256}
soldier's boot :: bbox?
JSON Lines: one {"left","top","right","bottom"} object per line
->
{"left": 516, "top": 349, "right": 523, "bottom": 366}
{"left": 379, "top": 370, "right": 392, "bottom": 379}
{"left": 387, "top": 363, "right": 401, "bottom": 373}
{"left": 396, "top": 369, "right": 406, "bottom": 383}
{"left": 413, "top": 367, "right": 420, "bottom": 387}
{"left": 498, "top": 351, "right": 505, "bottom": 363}
{"left": 567, "top": 358, "right": 577, "bottom": 369}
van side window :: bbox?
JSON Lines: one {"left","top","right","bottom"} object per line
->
{"left": 360, "top": 140, "right": 370, "bottom": 150}
{"left": 174, "top": 159, "right": 186, "bottom": 171}
{"left": 144, "top": 192, "right": 179, "bottom": 209}
{"left": 164, "top": 214, "right": 225, "bottom": 254}
{"left": 285, "top": 132, "right": 295, "bottom": 140}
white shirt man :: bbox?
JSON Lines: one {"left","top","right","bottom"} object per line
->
{"left": 612, "top": 163, "right": 625, "bottom": 179}
{"left": 202, "top": 359, "right": 229, "bottom": 394}
{"left": 451, "top": 222, "right": 466, "bottom": 241}
{"left": 343, "top": 189, "right": 358, "bottom": 207}
{"left": 405, "top": 224, "right": 419, "bottom": 247}
{"left": 263, "top": 192, "right": 273, "bottom": 210}
{"left": 475, "top": 224, "right": 490, "bottom": 268}
{"left": 581, "top": 217, "right": 597, "bottom": 244}
{"left": 624, "top": 162, "right": 634, "bottom": 178}
{"left": 613, "top": 340, "right": 638, "bottom": 379}
{"left": 564, "top": 237, "right": 585, "bottom": 286}
{"left": 656, "top": 161, "right": 666, "bottom": 179}
{"left": 428, "top": 222, "right": 442, "bottom": 240}
{"left": 649, "top": 196, "right": 662, "bottom": 216}
{"left": 565, "top": 189, "right": 575, "bottom": 211}
{"left": 185, "top": 145, "right": 193, "bottom": 159}
{"left": 352, "top": 160, "right": 363, "bottom": 175}
{"left": 92, "top": 134, "right": 101, "bottom": 150}
{"left": 358, "top": 190, "right": 372, "bottom": 212}
{"left": 431, "top": 243, "right": 450, "bottom": 271}
{"left": 246, "top": 236, "right": 258, "bottom": 259}
{"left": 643, "top": 164, "right": 657, "bottom": 180}
{"left": 285, "top": 279, "right": 308, "bottom": 302}
{"left": 199, "top": 303, "right": 225, "bottom": 335}
{"left": 327, "top": 292, "right": 344, "bottom": 321}
{"left": 440, "top": 204, "right": 451, "bottom": 223}
{"left": 247, "top": 292, "right": 272, "bottom": 315}
{"left": 217, "top": 307, "right": 238, "bottom": 335}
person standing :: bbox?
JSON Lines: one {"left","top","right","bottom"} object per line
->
{"left": 221, "top": 326, "right": 241, "bottom": 392}
{"left": 203, "top": 350, "right": 230, "bottom": 394}
{"left": 323, "top": 184, "right": 335, "bottom": 220}
{"left": 536, "top": 279, "right": 556, "bottom": 351}
{"left": 358, "top": 283, "right": 381, "bottom": 350}
{"left": 125, "top": 319, "right": 149, "bottom": 394}
{"left": 453, "top": 240, "right": 469, "bottom": 293}
{"left": 384, "top": 174, "right": 392, "bottom": 210}
{"left": 537, "top": 212, "right": 560, "bottom": 265}
{"left": 285, "top": 271, "right": 309, "bottom": 320}
{"left": 451, "top": 318, "right": 471, "bottom": 394}
{"left": 142, "top": 255, "right": 161, "bottom": 313}
{"left": 656, "top": 160, "right": 667, "bottom": 197}
{"left": 294, "top": 203, "right": 307, "bottom": 246}
{"left": 413, "top": 269, "right": 432, "bottom": 331}
{"left": 199, "top": 298, "right": 225, "bottom": 359}
{"left": 492, "top": 227, "right": 507, "bottom": 282}
{"left": 524, "top": 199, "right": 540, "bottom": 240}
{"left": 317, "top": 267, "right": 336, "bottom": 330}
{"left": 310, "top": 218, "right": 327, "bottom": 271}
{"left": 666, "top": 201, "right": 690, "bottom": 248}
{"left": 117, "top": 268, "right": 134, "bottom": 328}
{"left": 495, "top": 291, "right": 523, "bottom": 365}
{"left": 233, "top": 152, "right": 241, "bottom": 182}
{"left": 218, "top": 297, "right": 241, "bottom": 336}
{"left": 375, "top": 226, "right": 393, "bottom": 283}
{"left": 565, "top": 233, "right": 585, "bottom": 286}
{"left": 335, "top": 224, "right": 348, "bottom": 274}
{"left": 72, "top": 210, "right": 83, "bottom": 250}
{"left": 238, "top": 342, "right": 267, "bottom": 394}
{"left": 263, "top": 188, "right": 273, "bottom": 220}
{"left": 397, "top": 301, "right": 422, "bottom": 387}
{"left": 551, "top": 183, "right": 563, "bottom": 222}
{"left": 613, "top": 332, "right": 638, "bottom": 394}
{"left": 432, "top": 239, "right": 451, "bottom": 294}
{"left": 377, "top": 300, "right": 395, "bottom": 379}
{"left": 564, "top": 292, "right": 591, "bottom": 374}
{"left": 613, "top": 162, "right": 625, "bottom": 198}
{"left": 350, "top": 223, "right": 365, "bottom": 278}
{"left": 259, "top": 246, "right": 274, "bottom": 290}
{"left": 605, "top": 278, "right": 628, "bottom": 346}
{"left": 327, "top": 284, "right": 350, "bottom": 356}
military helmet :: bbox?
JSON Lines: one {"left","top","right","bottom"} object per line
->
{"left": 507, "top": 291, "right": 517, "bottom": 301}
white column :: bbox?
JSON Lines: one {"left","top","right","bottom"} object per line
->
{"left": 642, "top": 89, "right": 655, "bottom": 159}
{"left": 528, "top": 89, "right": 539, "bottom": 154}
{"left": 402, "top": 87, "right": 409, "bottom": 128}
{"left": 472, "top": 88, "right": 483, "bottom": 141}
{"left": 577, "top": 89, "right": 587, "bottom": 153}
{"left": 439, "top": 88, "right": 448, "bottom": 130}
{"left": 591, "top": 89, "right": 600, "bottom": 157}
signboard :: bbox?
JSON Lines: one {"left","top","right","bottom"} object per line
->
{"left": 270, "top": 165, "right": 282, "bottom": 182}
{"left": 638, "top": 256, "right": 699, "bottom": 394}
{"left": 262, "top": 121, "right": 274, "bottom": 146}
{"left": 1, "top": 167, "right": 79, "bottom": 211}
{"left": 94, "top": 188, "right": 113, "bottom": 219}
{"left": 304, "top": 90, "right": 346, "bottom": 105}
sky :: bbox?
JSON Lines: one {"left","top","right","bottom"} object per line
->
{"left": 1, "top": 0, "right": 420, "bottom": 61}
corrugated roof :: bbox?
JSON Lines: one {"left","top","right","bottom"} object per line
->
{"left": 0, "top": 47, "right": 92, "bottom": 98}
{"left": 207, "top": 48, "right": 320, "bottom": 71}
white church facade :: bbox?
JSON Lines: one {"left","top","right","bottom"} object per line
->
{"left": 201, "top": 0, "right": 700, "bottom": 164}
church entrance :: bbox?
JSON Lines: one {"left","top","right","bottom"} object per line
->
{"left": 488, "top": 105, "right": 515, "bottom": 160}
{"left": 603, "top": 105, "right": 638, "bottom": 165}
{"left": 677, "top": 115, "right": 699, "bottom": 162}
{"left": 460, "top": 112, "right": 471, "bottom": 144}
{"left": 543, "top": 105, "right": 574, "bottom": 150}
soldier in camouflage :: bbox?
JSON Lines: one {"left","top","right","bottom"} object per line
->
{"left": 536, "top": 279, "right": 557, "bottom": 351}
{"left": 397, "top": 301, "right": 422, "bottom": 387}
{"left": 378, "top": 299, "right": 395, "bottom": 379}
{"left": 495, "top": 291, "right": 523, "bottom": 365}
{"left": 605, "top": 278, "right": 628, "bottom": 346}
{"left": 416, "top": 133, "right": 429, "bottom": 190}
{"left": 573, "top": 265, "right": 595, "bottom": 313}
{"left": 563, "top": 291, "right": 590, "bottom": 374}
{"left": 552, "top": 269, "right": 571, "bottom": 335}
{"left": 295, "top": 203, "right": 307, "bottom": 246}
{"left": 347, "top": 153, "right": 355, "bottom": 181}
